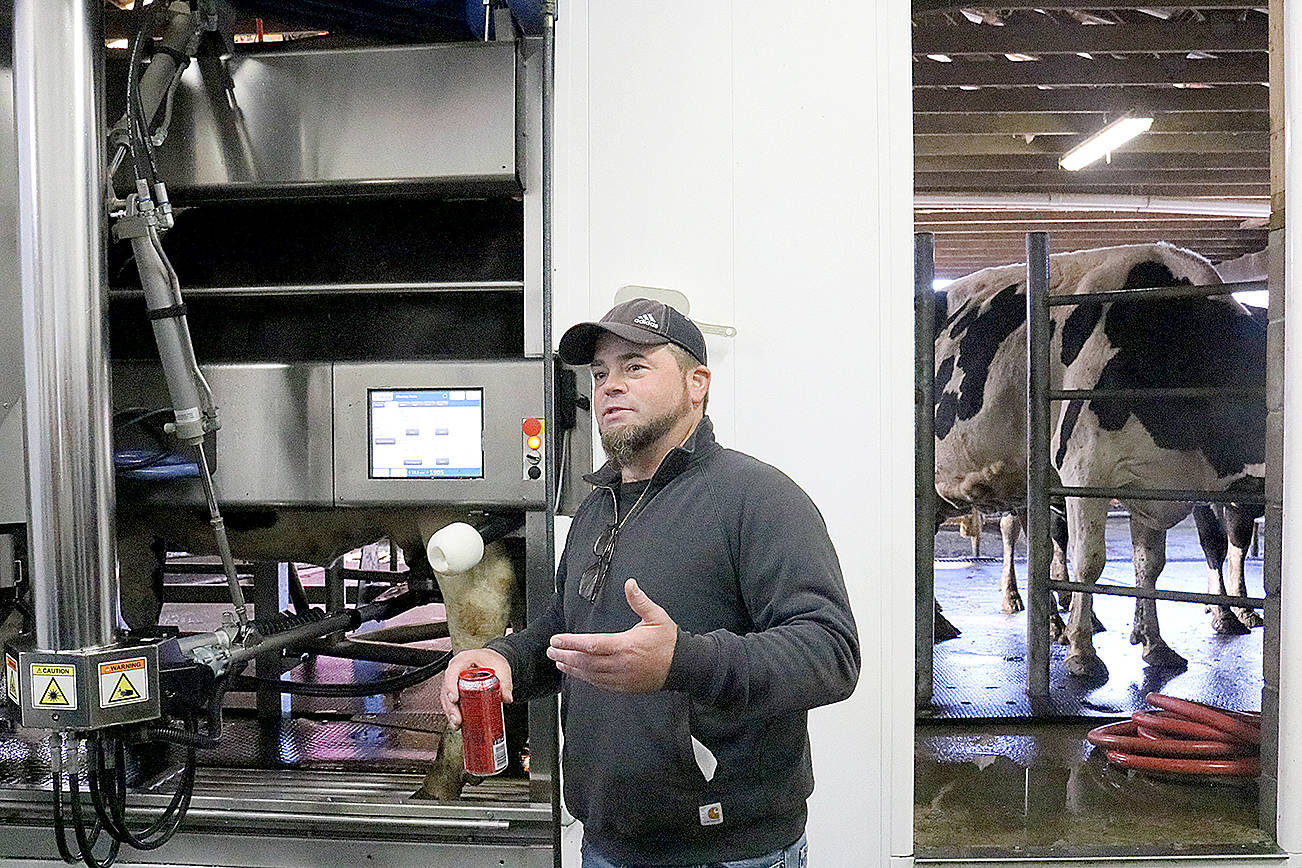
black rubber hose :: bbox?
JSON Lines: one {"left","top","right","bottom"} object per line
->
{"left": 68, "top": 754, "right": 120, "bottom": 868}
{"left": 232, "top": 650, "right": 451, "bottom": 698}
{"left": 50, "top": 737, "right": 82, "bottom": 866}
{"left": 138, "top": 671, "right": 237, "bottom": 749}
{"left": 105, "top": 730, "right": 195, "bottom": 850}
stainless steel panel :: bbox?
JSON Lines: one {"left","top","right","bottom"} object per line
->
{"left": 0, "top": 768, "right": 552, "bottom": 867}
{"left": 0, "top": 46, "right": 23, "bottom": 527}
{"left": 334, "top": 360, "right": 545, "bottom": 507}
{"left": 0, "top": 403, "right": 25, "bottom": 526}
{"left": 0, "top": 827, "right": 552, "bottom": 868}
{"left": 521, "top": 38, "right": 544, "bottom": 357}
{"left": 15, "top": 0, "right": 119, "bottom": 652}
{"left": 113, "top": 363, "right": 334, "bottom": 507}
{"left": 155, "top": 42, "right": 519, "bottom": 196}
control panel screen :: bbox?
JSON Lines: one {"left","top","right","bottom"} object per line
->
{"left": 369, "top": 389, "right": 484, "bottom": 479}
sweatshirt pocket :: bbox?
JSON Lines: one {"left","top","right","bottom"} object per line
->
{"left": 563, "top": 688, "right": 705, "bottom": 837}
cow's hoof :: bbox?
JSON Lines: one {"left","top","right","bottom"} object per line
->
{"left": 1235, "top": 609, "right": 1266, "bottom": 629}
{"left": 414, "top": 771, "right": 467, "bottom": 801}
{"left": 1212, "top": 609, "right": 1251, "bottom": 635}
{"left": 935, "top": 612, "right": 962, "bottom": 642}
{"left": 1142, "top": 644, "right": 1188, "bottom": 671}
{"left": 1064, "top": 653, "right": 1108, "bottom": 680}
{"left": 1001, "top": 593, "right": 1025, "bottom": 615}
{"left": 1091, "top": 613, "right": 1106, "bottom": 634}
{"left": 1050, "top": 616, "right": 1068, "bottom": 645}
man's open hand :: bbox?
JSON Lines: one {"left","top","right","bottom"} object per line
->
{"left": 546, "top": 579, "right": 678, "bottom": 693}
{"left": 440, "top": 648, "right": 513, "bottom": 731}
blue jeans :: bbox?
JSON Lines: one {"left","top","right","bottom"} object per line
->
{"left": 581, "top": 833, "right": 808, "bottom": 868}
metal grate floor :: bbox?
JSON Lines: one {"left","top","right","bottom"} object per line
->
{"left": 927, "top": 517, "right": 1263, "bottom": 719}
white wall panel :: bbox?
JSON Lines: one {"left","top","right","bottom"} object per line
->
{"left": 555, "top": 2, "right": 914, "bottom": 863}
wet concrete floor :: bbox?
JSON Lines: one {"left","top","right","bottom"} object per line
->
{"left": 917, "top": 514, "right": 1275, "bottom": 858}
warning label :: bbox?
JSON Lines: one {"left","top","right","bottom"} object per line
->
{"left": 5, "top": 655, "right": 17, "bottom": 705}
{"left": 31, "top": 663, "right": 77, "bottom": 710}
{"left": 99, "top": 657, "right": 148, "bottom": 708}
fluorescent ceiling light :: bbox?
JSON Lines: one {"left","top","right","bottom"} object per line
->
{"left": 927, "top": 53, "right": 953, "bottom": 62}
{"left": 1059, "top": 116, "right": 1154, "bottom": 171}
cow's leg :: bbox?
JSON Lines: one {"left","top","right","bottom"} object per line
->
{"left": 999, "top": 512, "right": 1024, "bottom": 614}
{"left": 935, "top": 600, "right": 961, "bottom": 642}
{"left": 932, "top": 507, "right": 961, "bottom": 641}
{"left": 417, "top": 534, "right": 516, "bottom": 800}
{"left": 1193, "top": 504, "right": 1247, "bottom": 635}
{"left": 115, "top": 519, "right": 165, "bottom": 631}
{"left": 1051, "top": 504, "right": 1072, "bottom": 612}
{"left": 1226, "top": 504, "right": 1265, "bottom": 629}
{"left": 1063, "top": 497, "right": 1107, "bottom": 678}
{"left": 1128, "top": 518, "right": 1186, "bottom": 670}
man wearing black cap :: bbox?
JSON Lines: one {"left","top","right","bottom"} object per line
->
{"left": 442, "top": 299, "right": 859, "bottom": 867}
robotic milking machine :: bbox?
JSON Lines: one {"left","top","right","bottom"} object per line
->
{"left": 0, "top": 2, "right": 583, "bottom": 865}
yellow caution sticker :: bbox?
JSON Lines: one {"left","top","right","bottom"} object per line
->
{"left": 30, "top": 663, "right": 77, "bottom": 710}
{"left": 5, "top": 655, "right": 17, "bottom": 705}
{"left": 99, "top": 657, "right": 148, "bottom": 708}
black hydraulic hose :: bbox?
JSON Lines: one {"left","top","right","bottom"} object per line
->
{"left": 232, "top": 650, "right": 451, "bottom": 698}
{"left": 105, "top": 730, "right": 195, "bottom": 850}
{"left": 138, "top": 670, "right": 238, "bottom": 750}
{"left": 226, "top": 590, "right": 429, "bottom": 668}
{"left": 124, "top": 2, "right": 159, "bottom": 188}
{"left": 68, "top": 753, "right": 120, "bottom": 868}
{"left": 50, "top": 737, "right": 82, "bottom": 865}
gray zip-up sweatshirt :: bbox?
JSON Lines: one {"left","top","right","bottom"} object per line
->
{"left": 487, "top": 416, "right": 859, "bottom": 865}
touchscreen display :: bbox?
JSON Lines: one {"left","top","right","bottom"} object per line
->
{"left": 368, "top": 389, "right": 484, "bottom": 479}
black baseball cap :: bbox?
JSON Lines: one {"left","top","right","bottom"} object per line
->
{"left": 558, "top": 298, "right": 708, "bottom": 366}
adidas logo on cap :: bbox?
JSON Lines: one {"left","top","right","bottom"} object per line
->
{"left": 633, "top": 312, "right": 660, "bottom": 330}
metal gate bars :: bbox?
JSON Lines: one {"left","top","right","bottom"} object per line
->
{"left": 1024, "top": 231, "right": 1269, "bottom": 699}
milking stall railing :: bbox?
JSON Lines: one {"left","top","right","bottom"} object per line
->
{"left": 915, "top": 233, "right": 937, "bottom": 709}
{"left": 1024, "top": 231, "right": 1269, "bottom": 700}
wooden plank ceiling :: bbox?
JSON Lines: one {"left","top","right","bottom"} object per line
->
{"left": 912, "top": 1, "right": 1269, "bottom": 278}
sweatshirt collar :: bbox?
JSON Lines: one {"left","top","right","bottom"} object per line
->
{"left": 584, "top": 415, "right": 718, "bottom": 489}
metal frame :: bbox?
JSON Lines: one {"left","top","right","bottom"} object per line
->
{"left": 914, "top": 233, "right": 937, "bottom": 710}
{"left": 1025, "top": 230, "right": 1269, "bottom": 698}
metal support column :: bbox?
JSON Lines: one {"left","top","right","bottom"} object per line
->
{"left": 914, "top": 233, "right": 936, "bottom": 709}
{"left": 14, "top": 0, "right": 119, "bottom": 652}
{"left": 253, "top": 561, "right": 291, "bottom": 719}
{"left": 541, "top": 7, "right": 561, "bottom": 863}
{"left": 1025, "top": 232, "right": 1053, "bottom": 699}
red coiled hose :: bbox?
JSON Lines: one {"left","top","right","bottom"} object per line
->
{"left": 1086, "top": 693, "right": 1260, "bottom": 778}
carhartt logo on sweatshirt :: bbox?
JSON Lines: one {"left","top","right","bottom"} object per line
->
{"left": 699, "top": 802, "right": 723, "bottom": 826}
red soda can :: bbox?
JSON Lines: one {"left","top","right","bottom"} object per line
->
{"left": 457, "top": 668, "right": 507, "bottom": 775}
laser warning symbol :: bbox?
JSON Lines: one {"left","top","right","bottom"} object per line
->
{"left": 99, "top": 657, "right": 148, "bottom": 708}
{"left": 41, "top": 679, "right": 69, "bottom": 706}
{"left": 30, "top": 663, "right": 77, "bottom": 710}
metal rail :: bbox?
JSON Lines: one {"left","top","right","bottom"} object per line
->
{"left": 1046, "top": 279, "right": 1266, "bottom": 305}
{"left": 1045, "top": 580, "right": 1265, "bottom": 608}
{"left": 1024, "top": 232, "right": 1268, "bottom": 701}
{"left": 1025, "top": 233, "right": 1054, "bottom": 699}
{"left": 1049, "top": 485, "right": 1267, "bottom": 504}
{"left": 1050, "top": 386, "right": 1266, "bottom": 400}
{"left": 914, "top": 233, "right": 937, "bottom": 710}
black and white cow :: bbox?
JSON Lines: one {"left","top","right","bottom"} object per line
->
{"left": 933, "top": 243, "right": 1266, "bottom": 677}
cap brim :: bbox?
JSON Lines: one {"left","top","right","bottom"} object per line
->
{"left": 557, "top": 321, "right": 667, "bottom": 365}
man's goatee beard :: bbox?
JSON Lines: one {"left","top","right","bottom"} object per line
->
{"left": 601, "top": 411, "right": 680, "bottom": 468}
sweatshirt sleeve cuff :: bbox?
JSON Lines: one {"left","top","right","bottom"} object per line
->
{"left": 664, "top": 628, "right": 719, "bottom": 697}
{"left": 483, "top": 637, "right": 520, "bottom": 682}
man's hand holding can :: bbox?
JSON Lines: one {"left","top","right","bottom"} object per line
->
{"left": 440, "top": 648, "right": 513, "bottom": 731}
